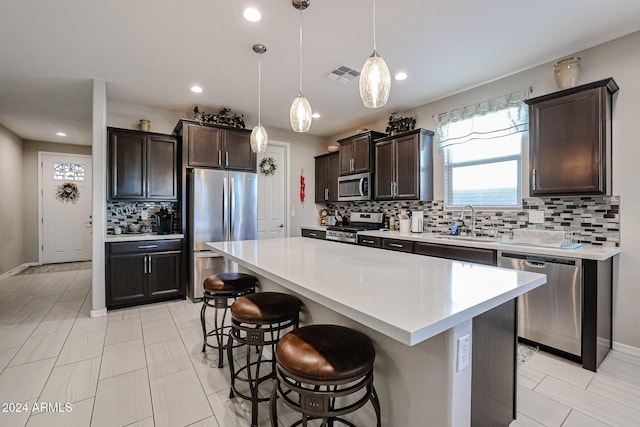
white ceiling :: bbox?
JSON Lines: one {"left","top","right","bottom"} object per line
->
{"left": 1, "top": 0, "right": 640, "bottom": 146}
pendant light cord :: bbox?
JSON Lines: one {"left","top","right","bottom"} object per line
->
{"left": 258, "top": 53, "right": 262, "bottom": 125}
{"left": 299, "top": 10, "right": 303, "bottom": 94}
{"left": 372, "top": 0, "right": 377, "bottom": 51}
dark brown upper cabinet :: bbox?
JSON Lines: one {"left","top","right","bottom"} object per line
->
{"left": 108, "top": 128, "right": 178, "bottom": 201}
{"left": 337, "top": 130, "right": 386, "bottom": 176}
{"left": 374, "top": 129, "right": 433, "bottom": 201}
{"left": 527, "top": 78, "right": 618, "bottom": 196}
{"left": 174, "top": 119, "right": 256, "bottom": 172}
{"left": 314, "top": 152, "right": 339, "bottom": 203}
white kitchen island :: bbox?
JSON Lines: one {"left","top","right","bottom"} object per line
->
{"left": 208, "top": 237, "right": 546, "bottom": 426}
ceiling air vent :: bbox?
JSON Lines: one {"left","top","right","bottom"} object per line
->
{"left": 325, "top": 65, "right": 360, "bottom": 84}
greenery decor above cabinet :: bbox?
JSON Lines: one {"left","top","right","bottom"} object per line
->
{"left": 374, "top": 129, "right": 433, "bottom": 201}
{"left": 108, "top": 128, "right": 178, "bottom": 201}
{"left": 337, "top": 130, "right": 386, "bottom": 176}
{"left": 174, "top": 119, "right": 256, "bottom": 172}
{"left": 526, "top": 78, "right": 618, "bottom": 196}
{"left": 314, "top": 152, "right": 339, "bottom": 203}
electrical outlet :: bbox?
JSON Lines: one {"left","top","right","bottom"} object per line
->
{"left": 528, "top": 210, "right": 544, "bottom": 224}
{"left": 141, "top": 210, "right": 149, "bottom": 220}
{"left": 457, "top": 335, "right": 470, "bottom": 372}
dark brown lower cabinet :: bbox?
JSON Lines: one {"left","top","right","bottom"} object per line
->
{"left": 472, "top": 300, "right": 517, "bottom": 427}
{"left": 414, "top": 242, "right": 496, "bottom": 266}
{"left": 106, "top": 239, "right": 183, "bottom": 309}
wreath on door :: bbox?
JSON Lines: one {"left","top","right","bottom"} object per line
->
{"left": 259, "top": 157, "right": 277, "bottom": 176}
{"left": 56, "top": 182, "right": 80, "bottom": 204}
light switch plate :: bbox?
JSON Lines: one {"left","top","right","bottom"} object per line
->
{"left": 528, "top": 210, "right": 544, "bottom": 224}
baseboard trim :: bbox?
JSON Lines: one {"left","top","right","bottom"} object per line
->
{"left": 0, "top": 262, "right": 40, "bottom": 280}
{"left": 90, "top": 307, "right": 107, "bottom": 318}
{"left": 612, "top": 341, "right": 640, "bottom": 358}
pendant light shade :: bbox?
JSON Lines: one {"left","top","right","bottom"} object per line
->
{"left": 359, "top": 0, "right": 390, "bottom": 108}
{"left": 290, "top": 93, "right": 312, "bottom": 132}
{"left": 290, "top": 2, "right": 312, "bottom": 132}
{"left": 250, "top": 124, "right": 268, "bottom": 153}
{"left": 360, "top": 50, "right": 391, "bottom": 108}
{"left": 250, "top": 44, "right": 268, "bottom": 153}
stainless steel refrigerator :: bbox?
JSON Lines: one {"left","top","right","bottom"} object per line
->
{"left": 188, "top": 168, "right": 257, "bottom": 299}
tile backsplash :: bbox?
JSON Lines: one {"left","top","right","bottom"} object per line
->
{"left": 327, "top": 196, "right": 619, "bottom": 247}
{"left": 107, "top": 201, "right": 180, "bottom": 234}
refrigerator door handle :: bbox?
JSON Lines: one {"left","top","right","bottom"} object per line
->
{"left": 230, "top": 177, "right": 235, "bottom": 239}
{"left": 223, "top": 177, "right": 229, "bottom": 241}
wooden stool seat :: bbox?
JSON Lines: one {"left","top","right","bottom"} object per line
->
{"left": 203, "top": 272, "right": 257, "bottom": 295}
{"left": 275, "top": 324, "right": 375, "bottom": 382}
{"left": 231, "top": 292, "right": 302, "bottom": 323}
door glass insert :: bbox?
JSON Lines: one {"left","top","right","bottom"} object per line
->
{"left": 53, "top": 163, "right": 85, "bottom": 181}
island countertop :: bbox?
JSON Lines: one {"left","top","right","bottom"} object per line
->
{"left": 208, "top": 237, "right": 546, "bottom": 346}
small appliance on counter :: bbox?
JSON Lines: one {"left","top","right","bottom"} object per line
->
{"left": 155, "top": 208, "right": 173, "bottom": 235}
{"left": 411, "top": 211, "right": 424, "bottom": 233}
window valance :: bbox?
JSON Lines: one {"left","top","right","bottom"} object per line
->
{"left": 435, "top": 88, "right": 531, "bottom": 147}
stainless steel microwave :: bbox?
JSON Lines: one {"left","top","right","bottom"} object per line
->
{"left": 338, "top": 172, "right": 372, "bottom": 201}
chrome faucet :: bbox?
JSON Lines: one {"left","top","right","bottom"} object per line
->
{"left": 458, "top": 205, "right": 477, "bottom": 237}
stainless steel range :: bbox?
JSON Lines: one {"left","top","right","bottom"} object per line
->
{"left": 326, "top": 212, "right": 384, "bottom": 244}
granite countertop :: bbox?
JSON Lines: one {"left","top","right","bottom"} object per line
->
{"left": 208, "top": 237, "right": 546, "bottom": 346}
{"left": 104, "top": 233, "right": 184, "bottom": 242}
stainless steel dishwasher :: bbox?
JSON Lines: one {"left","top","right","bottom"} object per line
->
{"left": 498, "top": 251, "right": 582, "bottom": 358}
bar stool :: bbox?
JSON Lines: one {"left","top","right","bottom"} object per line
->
{"left": 228, "top": 292, "right": 302, "bottom": 427}
{"left": 200, "top": 272, "right": 257, "bottom": 368}
{"left": 270, "top": 324, "right": 381, "bottom": 427}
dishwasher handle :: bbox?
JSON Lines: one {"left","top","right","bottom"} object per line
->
{"left": 524, "top": 260, "right": 547, "bottom": 268}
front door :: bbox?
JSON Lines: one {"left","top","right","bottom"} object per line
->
{"left": 40, "top": 153, "right": 93, "bottom": 263}
{"left": 258, "top": 143, "right": 287, "bottom": 239}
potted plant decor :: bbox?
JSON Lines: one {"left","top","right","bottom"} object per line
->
{"left": 385, "top": 112, "right": 416, "bottom": 135}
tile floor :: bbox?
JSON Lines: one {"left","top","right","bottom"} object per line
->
{"left": 0, "top": 268, "right": 638, "bottom": 426}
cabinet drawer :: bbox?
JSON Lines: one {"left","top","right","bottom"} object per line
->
{"left": 302, "top": 229, "right": 326, "bottom": 240}
{"left": 358, "top": 236, "right": 381, "bottom": 247}
{"left": 108, "top": 239, "right": 182, "bottom": 255}
{"left": 414, "top": 242, "right": 496, "bottom": 266}
{"left": 382, "top": 238, "right": 414, "bottom": 253}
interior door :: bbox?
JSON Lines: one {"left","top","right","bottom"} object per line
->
{"left": 258, "top": 144, "right": 287, "bottom": 239}
{"left": 41, "top": 153, "right": 93, "bottom": 263}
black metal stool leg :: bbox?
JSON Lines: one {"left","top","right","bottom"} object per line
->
{"left": 200, "top": 298, "right": 208, "bottom": 353}
{"left": 269, "top": 382, "right": 279, "bottom": 427}
{"left": 227, "top": 330, "right": 236, "bottom": 398}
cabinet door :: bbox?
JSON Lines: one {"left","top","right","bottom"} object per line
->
{"left": 338, "top": 140, "right": 354, "bottom": 175}
{"left": 224, "top": 129, "right": 256, "bottom": 172}
{"left": 148, "top": 251, "right": 182, "bottom": 297}
{"left": 187, "top": 125, "right": 223, "bottom": 168}
{"left": 147, "top": 135, "right": 178, "bottom": 200}
{"left": 327, "top": 153, "right": 340, "bottom": 202}
{"left": 530, "top": 87, "right": 605, "bottom": 196}
{"left": 315, "top": 156, "right": 329, "bottom": 202}
{"left": 394, "top": 133, "right": 420, "bottom": 199}
{"left": 374, "top": 140, "right": 394, "bottom": 200}
{"left": 351, "top": 135, "right": 371, "bottom": 173}
{"left": 109, "top": 130, "right": 146, "bottom": 200}
{"left": 107, "top": 253, "right": 147, "bottom": 307}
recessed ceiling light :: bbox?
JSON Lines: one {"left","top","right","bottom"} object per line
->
{"left": 312, "top": 113, "right": 320, "bottom": 119}
{"left": 191, "top": 86, "right": 203, "bottom": 93}
{"left": 394, "top": 72, "right": 408, "bottom": 81}
{"left": 56, "top": 132, "right": 66, "bottom": 137}
{"left": 243, "top": 7, "right": 261, "bottom": 22}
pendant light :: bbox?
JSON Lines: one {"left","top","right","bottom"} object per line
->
{"left": 290, "top": 0, "right": 312, "bottom": 132}
{"left": 359, "top": 0, "right": 391, "bottom": 108}
{"left": 250, "top": 44, "right": 268, "bottom": 153}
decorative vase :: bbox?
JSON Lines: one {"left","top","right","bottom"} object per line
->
{"left": 139, "top": 119, "right": 151, "bottom": 132}
{"left": 554, "top": 57, "right": 581, "bottom": 90}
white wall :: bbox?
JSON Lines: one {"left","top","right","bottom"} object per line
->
{"left": 326, "top": 31, "right": 640, "bottom": 349}
{"left": 0, "top": 125, "right": 24, "bottom": 275}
